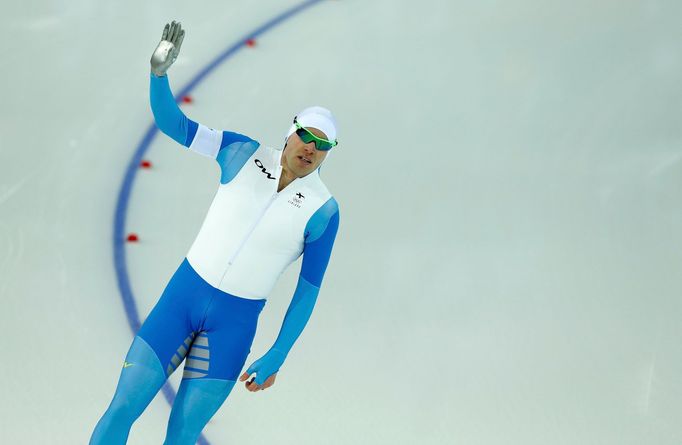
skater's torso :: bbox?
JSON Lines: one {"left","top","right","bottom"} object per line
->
{"left": 148, "top": 74, "right": 339, "bottom": 301}
{"left": 186, "top": 133, "right": 337, "bottom": 300}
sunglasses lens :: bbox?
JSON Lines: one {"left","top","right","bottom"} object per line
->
{"left": 295, "top": 128, "right": 314, "bottom": 144}
{"left": 316, "top": 141, "right": 333, "bottom": 151}
{"left": 296, "top": 128, "right": 334, "bottom": 150}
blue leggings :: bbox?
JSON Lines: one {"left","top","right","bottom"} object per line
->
{"left": 90, "top": 258, "right": 266, "bottom": 444}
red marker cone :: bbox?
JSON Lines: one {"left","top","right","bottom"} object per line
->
{"left": 140, "top": 160, "right": 152, "bottom": 169}
{"left": 245, "top": 38, "right": 256, "bottom": 47}
{"left": 126, "top": 233, "right": 139, "bottom": 242}
{"left": 181, "top": 95, "right": 193, "bottom": 104}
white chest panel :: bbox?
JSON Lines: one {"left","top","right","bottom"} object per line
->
{"left": 186, "top": 144, "right": 331, "bottom": 299}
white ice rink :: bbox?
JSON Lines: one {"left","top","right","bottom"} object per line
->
{"left": 1, "top": 0, "right": 682, "bottom": 444}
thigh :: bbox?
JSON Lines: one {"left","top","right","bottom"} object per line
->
{"left": 179, "top": 320, "right": 257, "bottom": 381}
{"left": 137, "top": 260, "right": 205, "bottom": 377}
{"left": 186, "top": 295, "right": 264, "bottom": 381}
{"left": 207, "top": 319, "right": 259, "bottom": 380}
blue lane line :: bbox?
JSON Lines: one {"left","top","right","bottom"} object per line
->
{"left": 111, "top": 1, "right": 325, "bottom": 444}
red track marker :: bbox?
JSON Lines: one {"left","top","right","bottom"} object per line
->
{"left": 181, "top": 95, "right": 193, "bottom": 104}
{"left": 126, "top": 233, "right": 139, "bottom": 242}
{"left": 140, "top": 160, "right": 152, "bottom": 169}
{"left": 245, "top": 38, "right": 256, "bottom": 47}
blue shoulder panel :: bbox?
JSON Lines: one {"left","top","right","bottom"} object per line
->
{"left": 216, "top": 140, "right": 260, "bottom": 184}
{"left": 221, "top": 130, "right": 255, "bottom": 148}
{"left": 300, "top": 197, "right": 340, "bottom": 286}
{"left": 305, "top": 197, "right": 339, "bottom": 243}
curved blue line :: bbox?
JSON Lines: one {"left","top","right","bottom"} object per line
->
{"left": 112, "top": 1, "right": 325, "bottom": 444}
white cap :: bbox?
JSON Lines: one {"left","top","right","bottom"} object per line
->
{"left": 285, "top": 106, "right": 338, "bottom": 143}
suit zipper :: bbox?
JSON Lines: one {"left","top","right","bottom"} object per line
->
{"left": 219, "top": 165, "right": 282, "bottom": 286}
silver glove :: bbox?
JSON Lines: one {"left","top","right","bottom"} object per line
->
{"left": 150, "top": 21, "right": 185, "bottom": 77}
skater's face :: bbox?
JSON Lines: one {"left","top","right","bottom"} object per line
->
{"left": 282, "top": 126, "right": 329, "bottom": 177}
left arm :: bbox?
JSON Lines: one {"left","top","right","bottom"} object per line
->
{"left": 240, "top": 198, "right": 340, "bottom": 390}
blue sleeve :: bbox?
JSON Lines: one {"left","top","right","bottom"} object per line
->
{"left": 245, "top": 198, "right": 340, "bottom": 385}
{"left": 149, "top": 74, "right": 198, "bottom": 146}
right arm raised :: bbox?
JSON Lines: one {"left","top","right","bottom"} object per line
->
{"left": 150, "top": 73, "right": 257, "bottom": 163}
{"left": 149, "top": 21, "right": 196, "bottom": 147}
{"left": 149, "top": 21, "right": 259, "bottom": 175}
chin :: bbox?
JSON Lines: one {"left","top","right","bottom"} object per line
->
{"left": 299, "top": 166, "right": 315, "bottom": 177}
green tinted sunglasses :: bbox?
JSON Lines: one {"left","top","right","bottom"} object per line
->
{"left": 294, "top": 118, "right": 338, "bottom": 151}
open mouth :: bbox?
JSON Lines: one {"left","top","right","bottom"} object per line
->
{"left": 298, "top": 155, "right": 312, "bottom": 164}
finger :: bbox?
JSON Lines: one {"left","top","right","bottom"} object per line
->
{"left": 246, "top": 379, "right": 260, "bottom": 392}
{"left": 173, "top": 21, "right": 181, "bottom": 42}
{"left": 175, "top": 30, "right": 185, "bottom": 53}
{"left": 168, "top": 20, "right": 177, "bottom": 42}
{"left": 172, "top": 22, "right": 182, "bottom": 42}
{"left": 161, "top": 23, "right": 169, "bottom": 40}
{"left": 239, "top": 372, "right": 250, "bottom": 382}
{"left": 262, "top": 375, "right": 276, "bottom": 389}
{"left": 249, "top": 378, "right": 262, "bottom": 392}
{"left": 172, "top": 22, "right": 182, "bottom": 44}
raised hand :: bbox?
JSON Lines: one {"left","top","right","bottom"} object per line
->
{"left": 150, "top": 21, "right": 185, "bottom": 77}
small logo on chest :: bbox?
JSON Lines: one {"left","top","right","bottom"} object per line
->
{"left": 254, "top": 159, "right": 276, "bottom": 180}
{"left": 288, "top": 192, "right": 305, "bottom": 208}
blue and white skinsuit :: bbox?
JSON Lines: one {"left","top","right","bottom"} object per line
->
{"left": 90, "top": 74, "right": 340, "bottom": 444}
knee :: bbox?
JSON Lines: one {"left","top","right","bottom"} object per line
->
{"left": 90, "top": 396, "right": 140, "bottom": 444}
{"left": 105, "top": 392, "right": 145, "bottom": 423}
